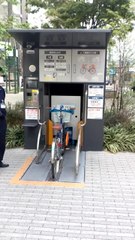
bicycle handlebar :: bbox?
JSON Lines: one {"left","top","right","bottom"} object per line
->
{"left": 50, "top": 108, "right": 74, "bottom": 115}
{"left": 48, "top": 105, "right": 75, "bottom": 115}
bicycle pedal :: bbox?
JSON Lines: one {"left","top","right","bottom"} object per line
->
{"left": 65, "top": 147, "right": 70, "bottom": 150}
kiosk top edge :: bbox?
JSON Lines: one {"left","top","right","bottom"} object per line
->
{"left": 8, "top": 28, "right": 112, "bottom": 49}
{"left": 8, "top": 28, "right": 112, "bottom": 33}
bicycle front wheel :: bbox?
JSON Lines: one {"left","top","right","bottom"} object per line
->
{"left": 51, "top": 140, "right": 60, "bottom": 180}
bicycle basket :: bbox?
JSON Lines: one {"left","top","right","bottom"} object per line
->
{"left": 51, "top": 105, "right": 72, "bottom": 123}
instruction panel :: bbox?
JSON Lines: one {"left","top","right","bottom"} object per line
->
{"left": 87, "top": 85, "right": 104, "bottom": 119}
{"left": 39, "top": 49, "right": 105, "bottom": 83}
{"left": 72, "top": 49, "right": 105, "bottom": 83}
{"left": 39, "top": 49, "right": 71, "bottom": 82}
{"left": 25, "top": 108, "right": 39, "bottom": 120}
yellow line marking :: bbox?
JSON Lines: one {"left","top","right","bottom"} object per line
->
{"left": 10, "top": 156, "right": 85, "bottom": 188}
{"left": 10, "top": 156, "right": 33, "bottom": 184}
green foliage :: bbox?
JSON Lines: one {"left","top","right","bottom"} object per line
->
{"left": 104, "top": 109, "right": 133, "bottom": 128}
{"left": 48, "top": 1, "right": 89, "bottom": 29}
{"left": 6, "top": 102, "right": 24, "bottom": 127}
{"left": 6, "top": 125, "right": 24, "bottom": 148}
{"left": 6, "top": 102, "right": 24, "bottom": 148}
{"left": 104, "top": 124, "right": 135, "bottom": 153}
{"left": 0, "top": 0, "right": 18, "bottom": 3}
{"left": 130, "top": 80, "right": 135, "bottom": 89}
{"left": 14, "top": 22, "right": 30, "bottom": 29}
{"left": 104, "top": 98, "right": 135, "bottom": 153}
{"left": 0, "top": 0, "right": 30, "bottom": 75}
{"left": 27, "top": 0, "right": 135, "bottom": 39}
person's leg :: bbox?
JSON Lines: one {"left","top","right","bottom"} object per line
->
{"left": 0, "top": 119, "right": 9, "bottom": 167}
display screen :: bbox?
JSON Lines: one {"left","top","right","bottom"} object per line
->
{"left": 26, "top": 80, "right": 38, "bottom": 89}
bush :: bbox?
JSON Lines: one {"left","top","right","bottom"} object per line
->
{"left": 104, "top": 104, "right": 135, "bottom": 153}
{"left": 6, "top": 125, "right": 24, "bottom": 148}
{"left": 104, "top": 123, "right": 135, "bottom": 153}
{"left": 6, "top": 103, "right": 24, "bottom": 148}
{"left": 104, "top": 109, "right": 133, "bottom": 128}
{"left": 6, "top": 102, "right": 24, "bottom": 127}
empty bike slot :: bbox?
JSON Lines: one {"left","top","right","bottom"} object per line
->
{"left": 75, "top": 90, "right": 87, "bottom": 175}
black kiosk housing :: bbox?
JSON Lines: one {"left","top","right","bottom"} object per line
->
{"left": 9, "top": 29, "right": 112, "bottom": 150}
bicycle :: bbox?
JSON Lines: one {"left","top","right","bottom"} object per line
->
{"left": 49, "top": 105, "right": 74, "bottom": 180}
{"left": 80, "top": 63, "right": 96, "bottom": 74}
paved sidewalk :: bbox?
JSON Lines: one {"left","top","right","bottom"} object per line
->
{"left": 0, "top": 149, "right": 135, "bottom": 240}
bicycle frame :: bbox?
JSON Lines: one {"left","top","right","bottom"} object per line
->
{"left": 50, "top": 105, "right": 74, "bottom": 180}
{"left": 51, "top": 106, "right": 74, "bottom": 149}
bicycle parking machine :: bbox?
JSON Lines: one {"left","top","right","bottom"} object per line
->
{"left": 9, "top": 29, "right": 112, "bottom": 151}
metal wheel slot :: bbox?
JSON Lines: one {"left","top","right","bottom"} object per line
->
{"left": 46, "top": 156, "right": 64, "bottom": 181}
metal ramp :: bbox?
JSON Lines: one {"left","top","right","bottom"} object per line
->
{"left": 22, "top": 105, "right": 86, "bottom": 183}
{"left": 59, "top": 149, "right": 85, "bottom": 183}
{"left": 21, "top": 148, "right": 85, "bottom": 183}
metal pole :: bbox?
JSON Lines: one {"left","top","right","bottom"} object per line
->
{"left": 13, "top": 47, "right": 17, "bottom": 93}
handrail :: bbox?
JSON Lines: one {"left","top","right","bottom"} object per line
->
{"left": 36, "top": 108, "right": 46, "bottom": 161}
{"left": 75, "top": 90, "right": 87, "bottom": 175}
{"left": 80, "top": 90, "right": 87, "bottom": 127}
{"left": 75, "top": 126, "right": 82, "bottom": 175}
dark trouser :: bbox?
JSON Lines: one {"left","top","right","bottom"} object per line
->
{"left": 0, "top": 118, "right": 7, "bottom": 162}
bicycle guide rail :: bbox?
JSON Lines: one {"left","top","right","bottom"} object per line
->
{"left": 75, "top": 90, "right": 87, "bottom": 175}
{"left": 36, "top": 108, "right": 46, "bottom": 164}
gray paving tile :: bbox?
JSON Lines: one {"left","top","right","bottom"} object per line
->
{"left": 1, "top": 149, "right": 135, "bottom": 239}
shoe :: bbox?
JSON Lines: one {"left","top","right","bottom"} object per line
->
{"left": 0, "top": 162, "right": 9, "bottom": 168}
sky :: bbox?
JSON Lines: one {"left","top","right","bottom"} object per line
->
{"left": 28, "top": 8, "right": 46, "bottom": 28}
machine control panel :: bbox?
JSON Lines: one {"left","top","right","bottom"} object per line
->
{"left": 39, "top": 49, "right": 71, "bottom": 82}
{"left": 39, "top": 49, "right": 105, "bottom": 83}
{"left": 25, "top": 77, "right": 39, "bottom": 120}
